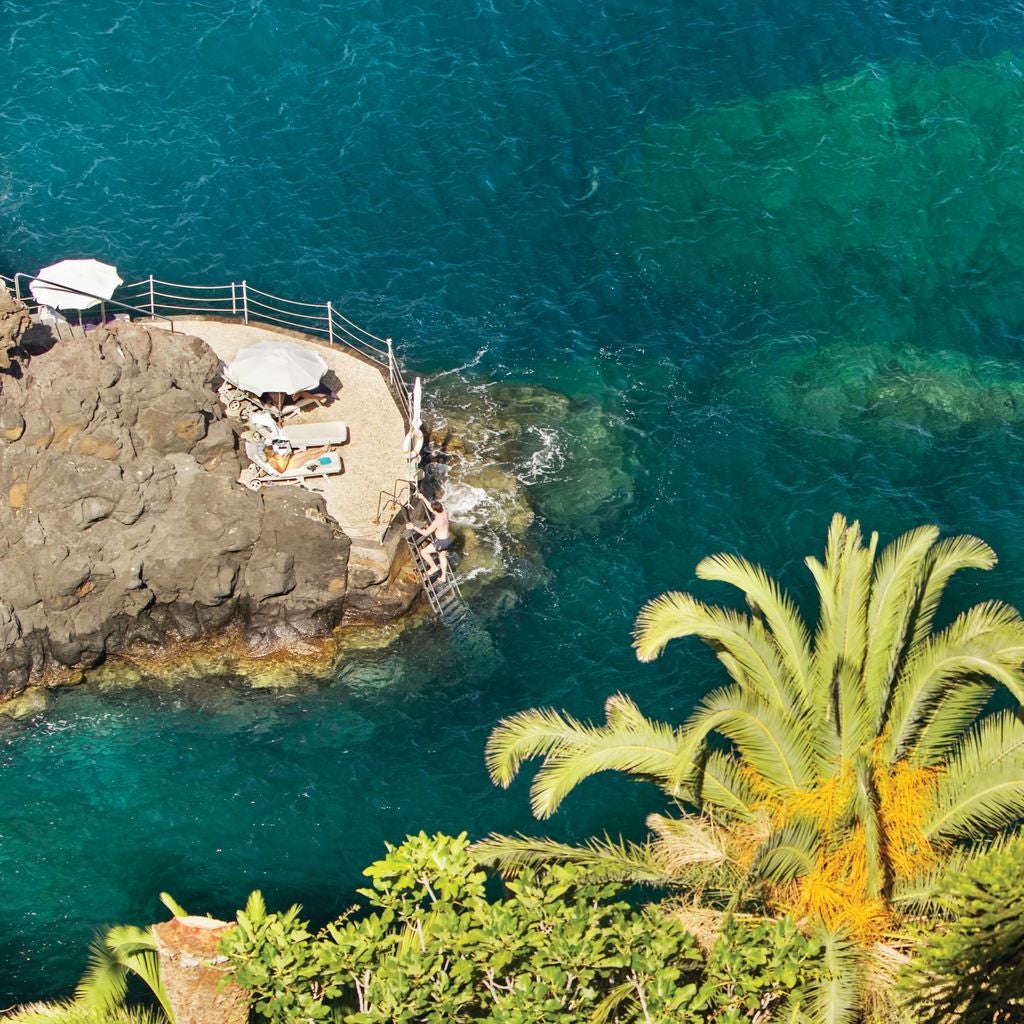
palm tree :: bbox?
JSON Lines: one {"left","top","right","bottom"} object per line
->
{"left": 74, "top": 924, "right": 174, "bottom": 1023}
{"left": 478, "top": 515, "right": 1024, "bottom": 941}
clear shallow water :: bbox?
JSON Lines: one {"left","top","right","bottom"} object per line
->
{"left": 5, "top": 0, "right": 1024, "bottom": 1001}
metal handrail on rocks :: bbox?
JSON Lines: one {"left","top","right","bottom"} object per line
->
{"left": 8, "top": 272, "right": 179, "bottom": 331}
{"left": 2, "top": 270, "right": 414, "bottom": 425}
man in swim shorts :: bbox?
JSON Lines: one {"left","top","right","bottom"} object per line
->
{"left": 408, "top": 493, "right": 451, "bottom": 582}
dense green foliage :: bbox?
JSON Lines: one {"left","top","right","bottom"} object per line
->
{"left": 900, "top": 835, "right": 1024, "bottom": 1023}
{"left": 219, "top": 831, "right": 834, "bottom": 1023}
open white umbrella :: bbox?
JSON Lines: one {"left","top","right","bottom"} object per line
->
{"left": 29, "top": 258, "right": 123, "bottom": 310}
{"left": 224, "top": 341, "right": 328, "bottom": 397}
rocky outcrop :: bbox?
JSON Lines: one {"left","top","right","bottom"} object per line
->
{"left": 0, "top": 286, "right": 30, "bottom": 374}
{"left": 0, "top": 292, "right": 416, "bottom": 696}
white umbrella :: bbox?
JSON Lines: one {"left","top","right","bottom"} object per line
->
{"left": 224, "top": 341, "right": 328, "bottom": 397}
{"left": 29, "top": 258, "right": 123, "bottom": 310}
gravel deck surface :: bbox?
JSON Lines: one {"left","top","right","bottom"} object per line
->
{"left": 151, "top": 319, "right": 413, "bottom": 545}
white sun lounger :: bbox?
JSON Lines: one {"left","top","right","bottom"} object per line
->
{"left": 239, "top": 438, "right": 343, "bottom": 491}
{"left": 247, "top": 411, "right": 349, "bottom": 449}
{"left": 278, "top": 420, "right": 348, "bottom": 447}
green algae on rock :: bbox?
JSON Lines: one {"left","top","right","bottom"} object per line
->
{"left": 618, "top": 53, "right": 1024, "bottom": 345}
{"left": 736, "top": 337, "right": 1024, "bottom": 445}
{"left": 432, "top": 380, "right": 634, "bottom": 541}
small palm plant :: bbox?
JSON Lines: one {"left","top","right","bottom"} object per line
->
{"left": 74, "top": 894, "right": 183, "bottom": 1023}
{"left": 478, "top": 515, "right": 1024, "bottom": 942}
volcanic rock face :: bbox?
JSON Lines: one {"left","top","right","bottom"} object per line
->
{"left": 0, "top": 292, "right": 408, "bottom": 696}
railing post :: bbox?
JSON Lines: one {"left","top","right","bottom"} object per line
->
{"left": 14, "top": 274, "right": 22, "bottom": 301}
{"left": 231, "top": 282, "right": 237, "bottom": 316}
{"left": 148, "top": 275, "right": 155, "bottom": 318}
{"left": 386, "top": 338, "right": 395, "bottom": 385}
{"left": 327, "top": 301, "right": 334, "bottom": 345}
{"left": 242, "top": 280, "right": 249, "bottom": 323}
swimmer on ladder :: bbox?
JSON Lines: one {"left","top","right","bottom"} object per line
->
{"left": 408, "top": 492, "right": 451, "bottom": 582}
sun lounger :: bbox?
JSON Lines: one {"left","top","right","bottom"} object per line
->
{"left": 280, "top": 383, "right": 337, "bottom": 419}
{"left": 239, "top": 438, "right": 343, "bottom": 491}
{"left": 247, "top": 411, "right": 349, "bottom": 449}
{"left": 277, "top": 420, "right": 348, "bottom": 447}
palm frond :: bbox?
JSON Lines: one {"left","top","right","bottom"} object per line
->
{"left": 835, "top": 524, "right": 875, "bottom": 687}
{"left": 910, "top": 534, "right": 998, "bottom": 649}
{"left": 485, "top": 696, "right": 682, "bottom": 818}
{"left": 646, "top": 812, "right": 730, "bottom": 872}
{"left": 749, "top": 818, "right": 820, "bottom": 885}
{"left": 159, "top": 892, "right": 187, "bottom": 918}
{"left": 8, "top": 1002, "right": 164, "bottom": 1024}
{"left": 886, "top": 601, "right": 1024, "bottom": 759}
{"left": 74, "top": 925, "right": 173, "bottom": 1022}
{"left": 804, "top": 927, "right": 863, "bottom": 1024}
{"left": 469, "top": 831, "right": 674, "bottom": 885}
{"left": 633, "top": 593, "right": 803, "bottom": 716}
{"left": 696, "top": 551, "right": 814, "bottom": 704}
{"left": 862, "top": 524, "right": 940, "bottom": 729}
{"left": 906, "top": 682, "right": 996, "bottom": 767}
{"left": 836, "top": 660, "right": 873, "bottom": 766}
{"left": 806, "top": 514, "right": 865, "bottom": 707}
{"left": 699, "top": 749, "right": 759, "bottom": 819}
{"left": 851, "top": 755, "right": 885, "bottom": 900}
{"left": 485, "top": 704, "right": 602, "bottom": 787}
{"left": 925, "top": 709, "right": 1024, "bottom": 841}
{"left": 679, "top": 685, "right": 816, "bottom": 794}
{"left": 891, "top": 835, "right": 1013, "bottom": 915}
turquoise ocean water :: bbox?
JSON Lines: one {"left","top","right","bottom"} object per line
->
{"left": 5, "top": 0, "right": 1024, "bottom": 1001}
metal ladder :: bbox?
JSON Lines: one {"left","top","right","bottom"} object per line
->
{"left": 404, "top": 525, "right": 472, "bottom": 632}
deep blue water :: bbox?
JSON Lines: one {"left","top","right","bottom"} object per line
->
{"left": 5, "top": 0, "right": 1024, "bottom": 1002}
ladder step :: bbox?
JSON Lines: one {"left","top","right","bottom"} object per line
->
{"left": 406, "top": 536, "right": 471, "bottom": 626}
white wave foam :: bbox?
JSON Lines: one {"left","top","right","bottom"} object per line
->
{"left": 516, "top": 426, "right": 565, "bottom": 483}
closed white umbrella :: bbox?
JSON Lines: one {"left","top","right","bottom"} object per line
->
{"left": 224, "top": 341, "right": 328, "bottom": 397}
{"left": 412, "top": 376, "right": 422, "bottom": 428}
{"left": 29, "top": 258, "right": 123, "bottom": 310}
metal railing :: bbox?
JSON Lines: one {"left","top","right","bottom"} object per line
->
{"left": 7, "top": 272, "right": 178, "bottom": 333}
{"left": 1, "top": 271, "right": 414, "bottom": 423}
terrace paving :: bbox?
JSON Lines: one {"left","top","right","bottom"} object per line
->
{"left": 149, "top": 318, "right": 413, "bottom": 551}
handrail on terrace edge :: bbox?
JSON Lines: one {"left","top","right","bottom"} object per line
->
{"left": 1, "top": 270, "right": 415, "bottom": 425}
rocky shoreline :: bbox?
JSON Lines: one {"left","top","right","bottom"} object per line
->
{"left": 0, "top": 288, "right": 417, "bottom": 698}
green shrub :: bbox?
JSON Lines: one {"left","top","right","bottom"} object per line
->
{"left": 220, "top": 831, "right": 826, "bottom": 1023}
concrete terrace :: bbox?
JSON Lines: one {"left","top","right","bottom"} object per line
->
{"left": 149, "top": 318, "right": 412, "bottom": 550}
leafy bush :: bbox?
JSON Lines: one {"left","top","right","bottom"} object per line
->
{"left": 220, "top": 831, "right": 827, "bottom": 1023}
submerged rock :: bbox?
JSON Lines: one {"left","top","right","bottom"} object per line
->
{"left": 433, "top": 380, "right": 633, "bottom": 535}
{"left": 739, "top": 336, "right": 1024, "bottom": 444}
{"left": 0, "top": 291, "right": 416, "bottom": 697}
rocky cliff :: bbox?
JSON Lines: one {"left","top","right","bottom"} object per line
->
{"left": 0, "top": 288, "right": 415, "bottom": 696}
